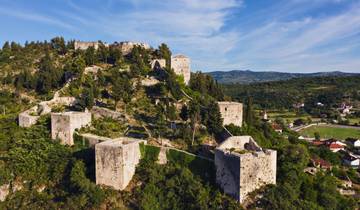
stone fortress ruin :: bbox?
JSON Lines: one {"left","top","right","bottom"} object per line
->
{"left": 215, "top": 136, "right": 277, "bottom": 203}
{"left": 171, "top": 55, "right": 191, "bottom": 85}
{"left": 19, "top": 95, "right": 76, "bottom": 128}
{"left": 51, "top": 112, "right": 91, "bottom": 145}
{"left": 218, "top": 101, "right": 243, "bottom": 127}
{"left": 74, "top": 41, "right": 100, "bottom": 50}
{"left": 95, "top": 138, "right": 145, "bottom": 190}
{"left": 112, "top": 41, "right": 151, "bottom": 55}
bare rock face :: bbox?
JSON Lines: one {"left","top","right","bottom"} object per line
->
{"left": 51, "top": 112, "right": 91, "bottom": 145}
{"left": 215, "top": 136, "right": 277, "bottom": 203}
{"left": 218, "top": 102, "right": 243, "bottom": 127}
{"left": 0, "top": 184, "right": 10, "bottom": 202}
{"left": 171, "top": 55, "right": 191, "bottom": 85}
{"left": 95, "top": 138, "right": 145, "bottom": 190}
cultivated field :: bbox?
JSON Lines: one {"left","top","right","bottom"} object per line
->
{"left": 299, "top": 125, "right": 360, "bottom": 140}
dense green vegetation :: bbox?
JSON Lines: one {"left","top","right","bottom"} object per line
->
{"left": 0, "top": 38, "right": 359, "bottom": 209}
{"left": 222, "top": 76, "right": 360, "bottom": 111}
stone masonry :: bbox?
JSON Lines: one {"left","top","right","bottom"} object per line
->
{"left": 150, "top": 59, "right": 166, "bottom": 70}
{"left": 113, "top": 41, "right": 150, "bottom": 55}
{"left": 74, "top": 41, "right": 100, "bottom": 50}
{"left": 218, "top": 101, "right": 243, "bottom": 127}
{"left": 215, "top": 136, "right": 277, "bottom": 203}
{"left": 171, "top": 55, "right": 191, "bottom": 85}
{"left": 95, "top": 138, "right": 145, "bottom": 190}
{"left": 51, "top": 112, "right": 91, "bottom": 145}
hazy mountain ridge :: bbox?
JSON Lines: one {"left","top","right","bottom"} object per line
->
{"left": 207, "top": 70, "right": 359, "bottom": 84}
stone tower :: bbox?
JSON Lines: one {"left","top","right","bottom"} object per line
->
{"left": 51, "top": 112, "right": 91, "bottom": 145}
{"left": 215, "top": 136, "right": 277, "bottom": 203}
{"left": 95, "top": 138, "right": 144, "bottom": 190}
{"left": 218, "top": 101, "right": 243, "bottom": 127}
{"left": 171, "top": 54, "right": 191, "bottom": 85}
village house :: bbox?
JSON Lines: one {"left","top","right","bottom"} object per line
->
{"left": 271, "top": 123, "right": 283, "bottom": 133}
{"left": 311, "top": 157, "right": 332, "bottom": 170}
{"left": 343, "top": 153, "right": 360, "bottom": 168}
{"left": 324, "top": 139, "right": 346, "bottom": 152}
{"left": 346, "top": 138, "right": 360, "bottom": 148}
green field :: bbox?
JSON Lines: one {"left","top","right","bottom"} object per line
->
{"left": 299, "top": 125, "right": 360, "bottom": 140}
{"left": 263, "top": 110, "right": 321, "bottom": 123}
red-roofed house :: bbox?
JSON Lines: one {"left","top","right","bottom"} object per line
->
{"left": 311, "top": 157, "right": 332, "bottom": 170}
{"left": 324, "top": 139, "right": 346, "bottom": 152}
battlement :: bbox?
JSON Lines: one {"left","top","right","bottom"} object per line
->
{"left": 215, "top": 136, "right": 277, "bottom": 203}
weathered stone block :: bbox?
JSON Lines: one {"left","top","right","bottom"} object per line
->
{"left": 215, "top": 136, "right": 277, "bottom": 203}
{"left": 171, "top": 55, "right": 191, "bottom": 85}
{"left": 218, "top": 101, "right": 243, "bottom": 127}
{"left": 51, "top": 112, "right": 91, "bottom": 145}
{"left": 95, "top": 138, "right": 145, "bottom": 190}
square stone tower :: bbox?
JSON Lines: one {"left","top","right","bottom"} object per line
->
{"left": 95, "top": 138, "right": 144, "bottom": 190}
{"left": 215, "top": 136, "right": 277, "bottom": 203}
{"left": 171, "top": 55, "right": 191, "bottom": 85}
{"left": 218, "top": 102, "right": 243, "bottom": 127}
{"left": 51, "top": 112, "right": 91, "bottom": 145}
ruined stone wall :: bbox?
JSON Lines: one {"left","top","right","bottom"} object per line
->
{"left": 171, "top": 55, "right": 191, "bottom": 85}
{"left": 18, "top": 106, "right": 39, "bottom": 127}
{"left": 91, "top": 106, "right": 125, "bottom": 121}
{"left": 51, "top": 112, "right": 91, "bottom": 145}
{"left": 18, "top": 96, "right": 76, "bottom": 128}
{"left": 150, "top": 59, "right": 166, "bottom": 70}
{"left": 74, "top": 41, "right": 99, "bottom": 50}
{"left": 238, "top": 150, "right": 277, "bottom": 203}
{"left": 218, "top": 102, "right": 243, "bottom": 127}
{"left": 215, "top": 136, "right": 277, "bottom": 203}
{"left": 80, "top": 133, "right": 112, "bottom": 147}
{"left": 95, "top": 138, "right": 144, "bottom": 190}
{"left": 114, "top": 41, "right": 150, "bottom": 55}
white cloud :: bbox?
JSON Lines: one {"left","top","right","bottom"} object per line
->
{"left": 0, "top": 7, "right": 74, "bottom": 30}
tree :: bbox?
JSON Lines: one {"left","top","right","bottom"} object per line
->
{"left": 205, "top": 101, "right": 223, "bottom": 135}
{"left": 180, "top": 105, "right": 189, "bottom": 121}
{"left": 314, "top": 132, "right": 320, "bottom": 140}
{"left": 158, "top": 43, "right": 171, "bottom": 68}
{"left": 245, "top": 96, "right": 255, "bottom": 127}
{"left": 84, "top": 46, "right": 97, "bottom": 65}
{"left": 51, "top": 37, "right": 66, "bottom": 55}
{"left": 189, "top": 101, "right": 201, "bottom": 146}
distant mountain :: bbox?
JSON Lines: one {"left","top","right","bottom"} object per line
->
{"left": 207, "top": 70, "right": 359, "bottom": 84}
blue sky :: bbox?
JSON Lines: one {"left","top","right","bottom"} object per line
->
{"left": 1, "top": 0, "right": 360, "bottom": 73}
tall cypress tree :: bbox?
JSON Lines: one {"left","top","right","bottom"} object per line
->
{"left": 245, "top": 96, "right": 254, "bottom": 126}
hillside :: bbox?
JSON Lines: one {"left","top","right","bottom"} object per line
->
{"left": 207, "top": 70, "right": 359, "bottom": 84}
{"left": 0, "top": 38, "right": 358, "bottom": 210}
